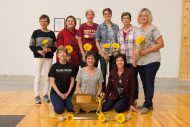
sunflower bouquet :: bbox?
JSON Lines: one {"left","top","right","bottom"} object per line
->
{"left": 135, "top": 35, "right": 145, "bottom": 65}
{"left": 41, "top": 39, "right": 49, "bottom": 51}
{"left": 65, "top": 45, "right": 73, "bottom": 63}
{"left": 111, "top": 42, "right": 120, "bottom": 56}
{"left": 83, "top": 43, "right": 92, "bottom": 62}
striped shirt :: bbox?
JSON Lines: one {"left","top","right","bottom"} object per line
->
{"left": 117, "top": 26, "right": 142, "bottom": 64}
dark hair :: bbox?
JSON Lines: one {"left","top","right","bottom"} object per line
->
{"left": 102, "top": 8, "right": 112, "bottom": 15}
{"left": 65, "top": 15, "right": 76, "bottom": 28}
{"left": 39, "top": 14, "right": 50, "bottom": 24}
{"left": 85, "top": 51, "right": 97, "bottom": 66}
{"left": 115, "top": 53, "right": 127, "bottom": 67}
{"left": 121, "top": 12, "right": 131, "bottom": 20}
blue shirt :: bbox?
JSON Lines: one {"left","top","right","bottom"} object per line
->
{"left": 95, "top": 22, "right": 119, "bottom": 44}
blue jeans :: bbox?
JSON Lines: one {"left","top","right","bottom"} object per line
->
{"left": 100, "top": 55, "right": 115, "bottom": 92}
{"left": 50, "top": 93, "right": 73, "bottom": 114}
{"left": 102, "top": 97, "right": 130, "bottom": 113}
{"left": 138, "top": 62, "right": 160, "bottom": 108}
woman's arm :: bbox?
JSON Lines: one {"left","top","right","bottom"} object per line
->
{"left": 140, "top": 36, "right": 164, "bottom": 56}
{"left": 76, "top": 81, "right": 83, "bottom": 94}
{"left": 63, "top": 77, "right": 75, "bottom": 98}
{"left": 50, "top": 77, "right": 62, "bottom": 96}
{"left": 96, "top": 82, "right": 102, "bottom": 98}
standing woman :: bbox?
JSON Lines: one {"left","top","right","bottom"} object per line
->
{"left": 57, "top": 15, "right": 80, "bottom": 74}
{"left": 29, "top": 14, "right": 56, "bottom": 104}
{"left": 57, "top": 15, "right": 80, "bottom": 94}
{"left": 96, "top": 8, "right": 119, "bottom": 92}
{"left": 137, "top": 8, "right": 164, "bottom": 114}
{"left": 117, "top": 12, "right": 142, "bottom": 102}
{"left": 78, "top": 9, "right": 99, "bottom": 68}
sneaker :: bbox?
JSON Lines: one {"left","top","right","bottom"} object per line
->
{"left": 43, "top": 95, "right": 50, "bottom": 103}
{"left": 35, "top": 96, "right": 41, "bottom": 104}
{"left": 140, "top": 107, "right": 152, "bottom": 114}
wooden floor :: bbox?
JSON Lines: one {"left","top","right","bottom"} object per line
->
{"left": 0, "top": 91, "right": 190, "bottom": 127}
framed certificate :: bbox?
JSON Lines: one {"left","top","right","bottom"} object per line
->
{"left": 54, "top": 18, "right": 65, "bottom": 32}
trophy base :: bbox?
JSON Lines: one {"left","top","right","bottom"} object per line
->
{"left": 74, "top": 112, "right": 98, "bottom": 120}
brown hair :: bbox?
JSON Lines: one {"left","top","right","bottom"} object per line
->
{"left": 39, "top": 14, "right": 50, "bottom": 24}
{"left": 85, "top": 51, "right": 97, "bottom": 66}
{"left": 65, "top": 15, "right": 76, "bottom": 28}
{"left": 121, "top": 12, "right": 131, "bottom": 20}
{"left": 115, "top": 53, "right": 127, "bottom": 67}
{"left": 102, "top": 8, "right": 112, "bottom": 15}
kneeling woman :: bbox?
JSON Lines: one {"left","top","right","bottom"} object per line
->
{"left": 48, "top": 46, "right": 75, "bottom": 114}
{"left": 102, "top": 54, "right": 137, "bottom": 113}
{"left": 76, "top": 51, "right": 103, "bottom": 97}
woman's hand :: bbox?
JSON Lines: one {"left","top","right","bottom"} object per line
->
{"left": 139, "top": 49, "right": 148, "bottom": 56}
{"left": 57, "top": 92, "right": 68, "bottom": 100}
{"left": 130, "top": 105, "right": 138, "bottom": 112}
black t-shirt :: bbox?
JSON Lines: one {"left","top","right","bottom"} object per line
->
{"left": 48, "top": 62, "right": 76, "bottom": 94}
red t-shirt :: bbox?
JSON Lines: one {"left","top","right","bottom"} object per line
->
{"left": 57, "top": 28, "right": 79, "bottom": 67}
{"left": 123, "top": 31, "right": 127, "bottom": 42}
{"left": 78, "top": 23, "right": 98, "bottom": 52}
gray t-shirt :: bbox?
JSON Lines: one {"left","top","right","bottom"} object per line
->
{"left": 138, "top": 25, "right": 162, "bottom": 65}
{"left": 76, "top": 68, "right": 104, "bottom": 95}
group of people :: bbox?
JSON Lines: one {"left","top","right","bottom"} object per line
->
{"left": 29, "top": 8, "right": 164, "bottom": 114}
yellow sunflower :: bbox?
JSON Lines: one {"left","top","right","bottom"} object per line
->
{"left": 42, "top": 39, "right": 49, "bottom": 46}
{"left": 102, "top": 43, "right": 111, "bottom": 49}
{"left": 65, "top": 45, "right": 73, "bottom": 54}
{"left": 83, "top": 43, "right": 92, "bottom": 51}
{"left": 112, "top": 42, "right": 120, "bottom": 49}
{"left": 66, "top": 113, "right": 74, "bottom": 122}
{"left": 135, "top": 35, "right": 145, "bottom": 45}
{"left": 98, "top": 112, "right": 107, "bottom": 123}
{"left": 115, "top": 113, "right": 125, "bottom": 124}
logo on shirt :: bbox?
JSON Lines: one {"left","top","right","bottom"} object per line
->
{"left": 56, "top": 69, "right": 72, "bottom": 72}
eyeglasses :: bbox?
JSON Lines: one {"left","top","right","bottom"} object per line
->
{"left": 139, "top": 15, "right": 148, "bottom": 18}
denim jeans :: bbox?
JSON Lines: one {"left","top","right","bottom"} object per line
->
{"left": 100, "top": 55, "right": 115, "bottom": 92}
{"left": 138, "top": 62, "right": 160, "bottom": 108}
{"left": 102, "top": 96, "right": 130, "bottom": 113}
{"left": 50, "top": 92, "right": 73, "bottom": 114}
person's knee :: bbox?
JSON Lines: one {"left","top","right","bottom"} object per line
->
{"left": 54, "top": 107, "right": 65, "bottom": 114}
{"left": 102, "top": 104, "right": 110, "bottom": 112}
{"left": 115, "top": 107, "right": 124, "bottom": 113}
{"left": 66, "top": 106, "right": 73, "bottom": 112}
